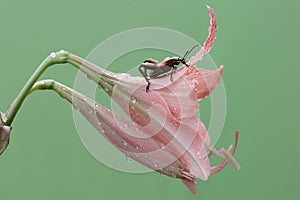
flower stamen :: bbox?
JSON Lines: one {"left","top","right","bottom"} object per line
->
{"left": 210, "top": 131, "right": 240, "bottom": 175}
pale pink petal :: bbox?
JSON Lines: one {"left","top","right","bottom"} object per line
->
{"left": 154, "top": 76, "right": 199, "bottom": 120}
{"left": 188, "top": 5, "right": 217, "bottom": 67}
{"left": 179, "top": 119, "right": 210, "bottom": 180}
{"left": 114, "top": 71, "right": 199, "bottom": 121}
{"left": 182, "top": 179, "right": 197, "bottom": 195}
{"left": 55, "top": 81, "right": 211, "bottom": 183}
{"left": 186, "top": 65, "right": 223, "bottom": 100}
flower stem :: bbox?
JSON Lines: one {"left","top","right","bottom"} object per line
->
{"left": 4, "top": 50, "right": 114, "bottom": 126}
{"left": 29, "top": 79, "right": 73, "bottom": 103}
{"left": 5, "top": 51, "right": 67, "bottom": 125}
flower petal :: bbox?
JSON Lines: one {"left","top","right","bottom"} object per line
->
{"left": 181, "top": 179, "right": 197, "bottom": 195}
{"left": 186, "top": 65, "right": 223, "bottom": 100}
{"left": 188, "top": 5, "right": 217, "bottom": 67}
{"left": 114, "top": 73, "right": 199, "bottom": 121}
{"left": 54, "top": 82, "right": 211, "bottom": 182}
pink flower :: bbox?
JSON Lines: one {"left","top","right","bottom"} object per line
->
{"left": 52, "top": 6, "right": 240, "bottom": 195}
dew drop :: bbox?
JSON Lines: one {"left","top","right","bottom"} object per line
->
{"left": 125, "top": 155, "right": 132, "bottom": 162}
{"left": 131, "top": 96, "right": 137, "bottom": 104}
{"left": 98, "top": 126, "right": 105, "bottom": 134}
{"left": 171, "top": 172, "right": 177, "bottom": 178}
{"left": 122, "top": 140, "right": 128, "bottom": 146}
{"left": 87, "top": 75, "right": 92, "bottom": 80}
{"left": 50, "top": 52, "right": 56, "bottom": 58}
{"left": 73, "top": 102, "right": 79, "bottom": 110}
{"left": 135, "top": 145, "right": 140, "bottom": 150}
{"left": 192, "top": 79, "right": 199, "bottom": 86}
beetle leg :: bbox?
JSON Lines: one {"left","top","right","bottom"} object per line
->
{"left": 169, "top": 66, "right": 177, "bottom": 82}
{"left": 138, "top": 63, "right": 159, "bottom": 92}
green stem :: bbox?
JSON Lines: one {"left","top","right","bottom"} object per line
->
{"left": 5, "top": 51, "right": 67, "bottom": 125}
{"left": 29, "top": 79, "right": 73, "bottom": 103}
{"left": 4, "top": 50, "right": 114, "bottom": 126}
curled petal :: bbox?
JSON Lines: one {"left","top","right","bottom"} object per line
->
{"left": 186, "top": 65, "right": 223, "bottom": 100}
{"left": 188, "top": 5, "right": 217, "bottom": 67}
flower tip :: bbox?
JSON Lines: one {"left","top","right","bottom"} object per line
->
{"left": 205, "top": 4, "right": 211, "bottom": 9}
{"left": 218, "top": 65, "right": 224, "bottom": 74}
{"left": 181, "top": 179, "right": 197, "bottom": 195}
{"left": 232, "top": 130, "right": 240, "bottom": 156}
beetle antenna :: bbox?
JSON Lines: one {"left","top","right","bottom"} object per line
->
{"left": 183, "top": 44, "right": 199, "bottom": 59}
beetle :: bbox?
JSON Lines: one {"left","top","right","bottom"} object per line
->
{"left": 138, "top": 45, "right": 198, "bottom": 92}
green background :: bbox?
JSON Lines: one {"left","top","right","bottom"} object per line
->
{"left": 0, "top": 0, "right": 299, "bottom": 199}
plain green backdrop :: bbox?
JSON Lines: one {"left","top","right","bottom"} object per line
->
{"left": 0, "top": 0, "right": 299, "bottom": 199}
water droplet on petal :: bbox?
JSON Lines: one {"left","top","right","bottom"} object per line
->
{"left": 125, "top": 155, "right": 132, "bottom": 162}
{"left": 135, "top": 145, "right": 140, "bottom": 150}
{"left": 171, "top": 172, "right": 177, "bottom": 178}
{"left": 122, "top": 140, "right": 128, "bottom": 146}
{"left": 98, "top": 126, "right": 105, "bottom": 134}
{"left": 131, "top": 96, "right": 137, "bottom": 104}
{"left": 73, "top": 102, "right": 79, "bottom": 110}
{"left": 191, "top": 79, "right": 199, "bottom": 86}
